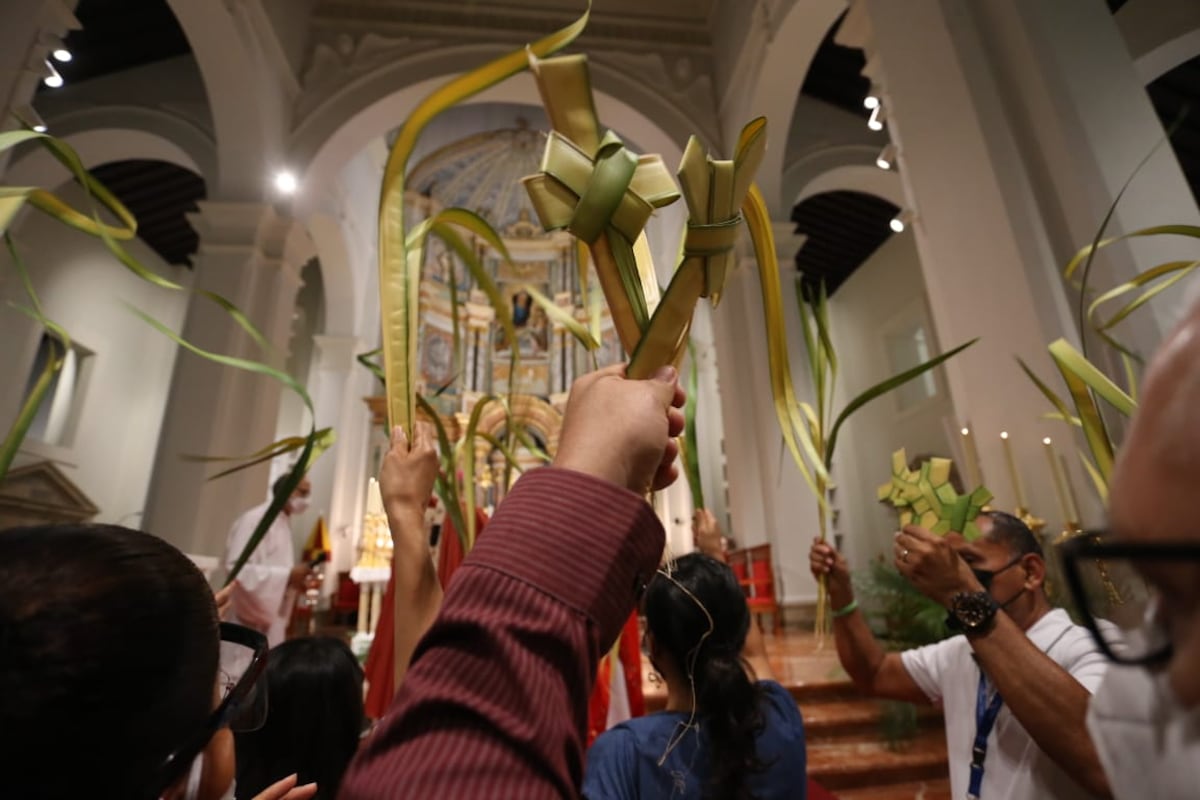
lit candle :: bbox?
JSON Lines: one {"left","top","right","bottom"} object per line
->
{"left": 1043, "top": 437, "right": 1072, "bottom": 524}
{"left": 1000, "top": 431, "right": 1027, "bottom": 509}
{"left": 960, "top": 426, "right": 983, "bottom": 489}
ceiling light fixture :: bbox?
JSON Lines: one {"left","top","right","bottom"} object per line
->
{"left": 876, "top": 143, "right": 896, "bottom": 170}
{"left": 52, "top": 48, "right": 72, "bottom": 63}
{"left": 889, "top": 210, "right": 913, "bottom": 233}
{"left": 274, "top": 170, "right": 298, "bottom": 195}
{"left": 42, "top": 60, "right": 63, "bottom": 88}
{"left": 867, "top": 104, "right": 885, "bottom": 132}
{"left": 864, "top": 95, "right": 879, "bottom": 110}
{"left": 12, "top": 104, "right": 47, "bottom": 133}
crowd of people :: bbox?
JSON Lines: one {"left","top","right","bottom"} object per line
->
{"left": 2, "top": 301, "right": 1199, "bottom": 797}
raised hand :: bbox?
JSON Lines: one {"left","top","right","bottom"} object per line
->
{"left": 809, "top": 537, "right": 853, "bottom": 607}
{"left": 553, "top": 363, "right": 686, "bottom": 494}
{"left": 693, "top": 508, "right": 723, "bottom": 558}
{"left": 250, "top": 773, "right": 317, "bottom": 800}
{"left": 893, "top": 525, "right": 982, "bottom": 607}
{"left": 379, "top": 421, "right": 440, "bottom": 540}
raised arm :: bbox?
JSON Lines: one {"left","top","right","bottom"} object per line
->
{"left": 379, "top": 421, "right": 442, "bottom": 691}
{"left": 809, "top": 539, "right": 930, "bottom": 704}
{"left": 340, "top": 364, "right": 686, "bottom": 799}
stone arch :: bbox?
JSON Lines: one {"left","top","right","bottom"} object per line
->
{"left": 167, "top": 0, "right": 282, "bottom": 198}
{"left": 470, "top": 394, "right": 563, "bottom": 465}
{"left": 291, "top": 46, "right": 691, "bottom": 201}
{"left": 5, "top": 108, "right": 213, "bottom": 188}
{"left": 729, "top": 0, "right": 848, "bottom": 216}
{"left": 792, "top": 159, "right": 906, "bottom": 210}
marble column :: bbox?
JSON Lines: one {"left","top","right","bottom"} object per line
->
{"left": 143, "top": 202, "right": 305, "bottom": 558}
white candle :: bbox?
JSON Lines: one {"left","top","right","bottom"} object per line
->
{"left": 1000, "top": 431, "right": 1027, "bottom": 509}
{"left": 1043, "top": 437, "right": 1072, "bottom": 524}
{"left": 1059, "top": 453, "right": 1082, "bottom": 524}
{"left": 366, "top": 477, "right": 384, "bottom": 516}
{"left": 960, "top": 426, "right": 983, "bottom": 489}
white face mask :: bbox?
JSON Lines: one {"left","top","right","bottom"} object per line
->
{"left": 1087, "top": 663, "right": 1200, "bottom": 799}
{"left": 288, "top": 496, "right": 311, "bottom": 515}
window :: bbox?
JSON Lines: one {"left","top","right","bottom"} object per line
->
{"left": 885, "top": 321, "right": 938, "bottom": 411}
{"left": 22, "top": 333, "right": 92, "bottom": 447}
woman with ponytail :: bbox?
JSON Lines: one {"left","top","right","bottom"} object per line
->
{"left": 582, "top": 552, "right": 807, "bottom": 799}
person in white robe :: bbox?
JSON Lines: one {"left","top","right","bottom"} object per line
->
{"left": 224, "top": 476, "right": 313, "bottom": 646}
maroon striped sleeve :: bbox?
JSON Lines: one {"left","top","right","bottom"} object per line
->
{"left": 340, "top": 467, "right": 664, "bottom": 799}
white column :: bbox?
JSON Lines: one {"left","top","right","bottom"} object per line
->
{"left": 838, "top": 0, "right": 1200, "bottom": 530}
{"left": 143, "top": 202, "right": 305, "bottom": 557}
{"left": 307, "top": 334, "right": 374, "bottom": 587}
{"left": 711, "top": 221, "right": 820, "bottom": 605}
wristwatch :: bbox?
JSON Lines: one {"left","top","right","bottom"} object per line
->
{"left": 945, "top": 591, "right": 998, "bottom": 636}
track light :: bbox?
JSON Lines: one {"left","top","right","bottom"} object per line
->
{"left": 12, "top": 104, "right": 47, "bottom": 133}
{"left": 867, "top": 104, "right": 885, "bottom": 131}
{"left": 889, "top": 210, "right": 913, "bottom": 233}
{"left": 52, "top": 48, "right": 72, "bottom": 63}
{"left": 43, "top": 60, "right": 63, "bottom": 88}
{"left": 876, "top": 143, "right": 896, "bottom": 170}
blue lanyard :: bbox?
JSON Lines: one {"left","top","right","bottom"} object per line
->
{"left": 967, "top": 672, "right": 1004, "bottom": 800}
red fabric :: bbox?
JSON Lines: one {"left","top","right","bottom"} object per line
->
{"left": 363, "top": 507, "right": 487, "bottom": 720}
{"left": 341, "top": 467, "right": 664, "bottom": 799}
{"left": 585, "top": 612, "right": 645, "bottom": 746}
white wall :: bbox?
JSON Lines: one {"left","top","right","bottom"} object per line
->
{"left": 826, "top": 230, "right": 954, "bottom": 567}
{"left": 0, "top": 184, "right": 189, "bottom": 525}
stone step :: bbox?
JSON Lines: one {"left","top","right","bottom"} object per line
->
{"left": 806, "top": 727, "right": 949, "bottom": 792}
{"left": 833, "top": 778, "right": 953, "bottom": 800}
{"left": 799, "top": 697, "right": 943, "bottom": 740}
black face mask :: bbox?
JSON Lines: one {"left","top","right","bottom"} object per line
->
{"left": 971, "top": 556, "right": 1026, "bottom": 606}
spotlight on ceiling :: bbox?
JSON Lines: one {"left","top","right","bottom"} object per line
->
{"left": 13, "top": 104, "right": 47, "bottom": 133}
{"left": 867, "top": 104, "right": 885, "bottom": 132}
{"left": 864, "top": 95, "right": 880, "bottom": 110}
{"left": 42, "top": 60, "right": 63, "bottom": 88}
{"left": 273, "top": 170, "right": 298, "bottom": 195}
{"left": 889, "top": 210, "right": 913, "bottom": 233}
{"left": 876, "top": 143, "right": 897, "bottom": 170}
{"left": 52, "top": 48, "right": 72, "bottom": 63}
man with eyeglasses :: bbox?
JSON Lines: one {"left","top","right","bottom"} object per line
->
{"left": 1059, "top": 304, "right": 1200, "bottom": 799}
{"left": 810, "top": 511, "right": 1111, "bottom": 799}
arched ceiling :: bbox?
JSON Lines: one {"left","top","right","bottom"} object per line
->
{"left": 791, "top": 190, "right": 898, "bottom": 296}
{"left": 44, "top": 0, "right": 191, "bottom": 87}
{"left": 89, "top": 159, "right": 206, "bottom": 267}
{"left": 407, "top": 125, "right": 546, "bottom": 231}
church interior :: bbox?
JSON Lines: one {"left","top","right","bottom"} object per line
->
{"left": 2, "top": 0, "right": 1199, "bottom": 798}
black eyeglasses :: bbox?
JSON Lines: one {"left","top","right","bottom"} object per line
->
{"left": 150, "top": 622, "right": 270, "bottom": 796}
{"left": 1058, "top": 531, "right": 1200, "bottom": 665}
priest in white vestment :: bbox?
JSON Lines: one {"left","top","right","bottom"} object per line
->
{"left": 223, "top": 476, "right": 312, "bottom": 646}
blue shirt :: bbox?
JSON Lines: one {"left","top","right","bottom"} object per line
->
{"left": 582, "top": 680, "right": 807, "bottom": 799}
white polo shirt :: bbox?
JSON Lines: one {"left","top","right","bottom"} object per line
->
{"left": 900, "top": 608, "right": 1109, "bottom": 800}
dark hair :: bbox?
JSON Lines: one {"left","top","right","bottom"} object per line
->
{"left": 983, "top": 510, "right": 1044, "bottom": 559}
{"left": 234, "top": 637, "right": 365, "bottom": 799}
{"left": 273, "top": 474, "right": 292, "bottom": 498}
{"left": 644, "top": 553, "right": 765, "bottom": 800}
{"left": 0, "top": 524, "right": 219, "bottom": 799}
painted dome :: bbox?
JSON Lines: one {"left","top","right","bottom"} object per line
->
{"left": 407, "top": 124, "right": 547, "bottom": 231}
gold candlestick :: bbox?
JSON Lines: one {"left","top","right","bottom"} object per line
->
{"left": 960, "top": 426, "right": 983, "bottom": 489}
{"left": 1042, "top": 437, "right": 1072, "bottom": 524}
{"left": 1000, "top": 431, "right": 1027, "bottom": 509}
